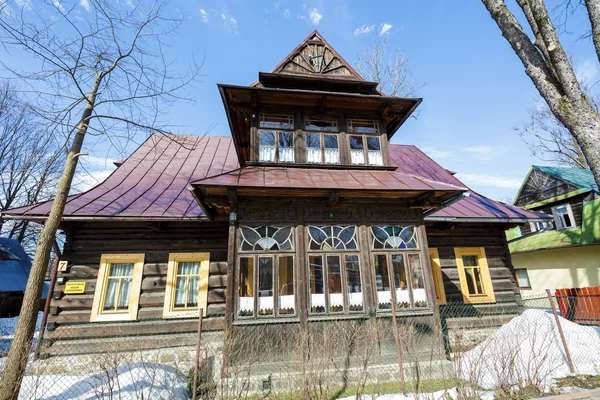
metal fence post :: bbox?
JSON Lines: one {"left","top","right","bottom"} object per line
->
{"left": 192, "top": 308, "right": 204, "bottom": 400}
{"left": 546, "top": 289, "right": 575, "bottom": 373}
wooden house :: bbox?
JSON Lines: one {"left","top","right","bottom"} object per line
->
{"left": 508, "top": 166, "right": 600, "bottom": 295}
{"left": 2, "top": 31, "right": 546, "bottom": 353}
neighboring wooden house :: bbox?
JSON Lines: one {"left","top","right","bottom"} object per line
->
{"left": 2, "top": 31, "right": 545, "bottom": 353}
{"left": 0, "top": 238, "right": 49, "bottom": 317}
{"left": 509, "top": 166, "right": 600, "bottom": 295}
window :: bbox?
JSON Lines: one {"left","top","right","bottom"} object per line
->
{"left": 515, "top": 269, "right": 531, "bottom": 289}
{"left": 305, "top": 117, "right": 338, "bottom": 132}
{"left": 349, "top": 135, "right": 383, "bottom": 166}
{"left": 454, "top": 248, "right": 495, "bottom": 304}
{"left": 551, "top": 204, "right": 575, "bottom": 230}
{"left": 530, "top": 221, "right": 552, "bottom": 233}
{"left": 237, "top": 225, "right": 295, "bottom": 318}
{"left": 348, "top": 119, "right": 379, "bottom": 134}
{"left": 429, "top": 248, "right": 446, "bottom": 305}
{"left": 307, "top": 225, "right": 363, "bottom": 314}
{"left": 259, "top": 113, "right": 294, "bottom": 130}
{"left": 306, "top": 133, "right": 340, "bottom": 164}
{"left": 163, "top": 253, "right": 210, "bottom": 318}
{"left": 371, "top": 225, "right": 427, "bottom": 310}
{"left": 371, "top": 225, "right": 418, "bottom": 249}
{"left": 238, "top": 255, "right": 295, "bottom": 317}
{"left": 91, "top": 254, "right": 145, "bottom": 322}
{"left": 259, "top": 131, "right": 294, "bottom": 163}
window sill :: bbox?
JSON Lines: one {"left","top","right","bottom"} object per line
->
{"left": 246, "top": 161, "right": 398, "bottom": 171}
{"left": 307, "top": 313, "right": 369, "bottom": 322}
{"left": 376, "top": 308, "right": 434, "bottom": 318}
{"left": 233, "top": 317, "right": 301, "bottom": 326}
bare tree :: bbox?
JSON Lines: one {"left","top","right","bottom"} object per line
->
{"left": 480, "top": 0, "right": 600, "bottom": 188}
{"left": 515, "top": 95, "right": 591, "bottom": 169}
{"left": 0, "top": 0, "right": 201, "bottom": 396}
{"left": 0, "top": 83, "right": 65, "bottom": 252}
{"left": 357, "top": 33, "right": 423, "bottom": 97}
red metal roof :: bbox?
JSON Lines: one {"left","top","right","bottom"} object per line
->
{"left": 191, "top": 166, "right": 466, "bottom": 192}
{"left": 2, "top": 134, "right": 545, "bottom": 222}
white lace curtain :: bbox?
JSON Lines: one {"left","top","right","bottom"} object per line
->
{"left": 350, "top": 149, "right": 365, "bottom": 165}
{"left": 259, "top": 146, "right": 275, "bottom": 162}
{"left": 368, "top": 150, "right": 383, "bottom": 166}
{"left": 279, "top": 147, "right": 294, "bottom": 162}
{"left": 307, "top": 147, "right": 321, "bottom": 163}
{"left": 174, "top": 261, "right": 200, "bottom": 308}
{"left": 104, "top": 263, "right": 134, "bottom": 311}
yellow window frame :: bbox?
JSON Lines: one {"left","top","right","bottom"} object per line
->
{"left": 90, "top": 253, "right": 145, "bottom": 322}
{"left": 454, "top": 247, "right": 496, "bottom": 304}
{"left": 428, "top": 248, "right": 446, "bottom": 305}
{"left": 163, "top": 252, "right": 210, "bottom": 318}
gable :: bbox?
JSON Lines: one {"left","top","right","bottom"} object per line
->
{"left": 514, "top": 168, "right": 580, "bottom": 207}
{"left": 266, "top": 31, "right": 364, "bottom": 81}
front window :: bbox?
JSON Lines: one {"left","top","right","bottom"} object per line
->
{"left": 163, "top": 252, "right": 210, "bottom": 318}
{"left": 371, "top": 225, "right": 427, "bottom": 310}
{"left": 259, "top": 113, "right": 295, "bottom": 163}
{"left": 91, "top": 254, "right": 145, "bottom": 322}
{"left": 515, "top": 268, "right": 531, "bottom": 289}
{"left": 551, "top": 204, "right": 575, "bottom": 230}
{"left": 454, "top": 247, "right": 495, "bottom": 303}
{"left": 237, "top": 226, "right": 295, "bottom": 318}
{"left": 349, "top": 135, "right": 383, "bottom": 166}
{"left": 307, "top": 225, "right": 363, "bottom": 315}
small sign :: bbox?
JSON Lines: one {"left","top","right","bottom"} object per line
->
{"left": 57, "top": 261, "right": 68, "bottom": 272}
{"left": 64, "top": 282, "right": 86, "bottom": 294}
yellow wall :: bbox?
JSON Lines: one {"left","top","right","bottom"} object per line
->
{"left": 512, "top": 245, "right": 600, "bottom": 296}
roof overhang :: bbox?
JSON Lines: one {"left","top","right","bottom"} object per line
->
{"left": 190, "top": 166, "right": 465, "bottom": 220}
{"left": 218, "top": 84, "right": 422, "bottom": 166}
{"left": 257, "top": 72, "right": 380, "bottom": 94}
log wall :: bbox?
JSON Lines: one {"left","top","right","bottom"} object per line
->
{"left": 51, "top": 220, "right": 229, "bottom": 331}
{"left": 425, "top": 222, "right": 520, "bottom": 304}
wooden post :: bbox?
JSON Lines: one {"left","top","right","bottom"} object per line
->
{"left": 192, "top": 307, "right": 204, "bottom": 400}
{"left": 388, "top": 269, "right": 407, "bottom": 396}
{"left": 546, "top": 289, "right": 575, "bottom": 373}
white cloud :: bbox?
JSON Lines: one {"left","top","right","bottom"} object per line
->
{"left": 354, "top": 25, "right": 375, "bottom": 37}
{"left": 575, "top": 58, "right": 599, "bottom": 85}
{"left": 15, "top": 0, "right": 32, "bottom": 10}
{"left": 79, "top": 0, "right": 90, "bottom": 12}
{"left": 124, "top": 0, "right": 134, "bottom": 8}
{"left": 51, "top": 0, "right": 64, "bottom": 12}
{"left": 421, "top": 146, "right": 454, "bottom": 160}
{"left": 380, "top": 23, "right": 392, "bottom": 35}
{"left": 73, "top": 169, "right": 114, "bottom": 193}
{"left": 309, "top": 8, "right": 322, "bottom": 25}
{"left": 200, "top": 8, "right": 209, "bottom": 24}
{"left": 464, "top": 145, "right": 504, "bottom": 161}
{"left": 283, "top": 8, "right": 290, "bottom": 18}
{"left": 221, "top": 12, "right": 238, "bottom": 33}
{"left": 456, "top": 173, "right": 522, "bottom": 189}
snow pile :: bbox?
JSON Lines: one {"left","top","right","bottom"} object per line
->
{"left": 459, "top": 309, "right": 600, "bottom": 389}
{"left": 19, "top": 362, "right": 189, "bottom": 399}
{"left": 0, "top": 312, "right": 43, "bottom": 352}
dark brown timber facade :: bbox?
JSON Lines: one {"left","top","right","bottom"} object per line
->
{"left": 2, "top": 31, "right": 549, "bottom": 352}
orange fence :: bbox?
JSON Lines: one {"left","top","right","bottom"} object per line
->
{"left": 555, "top": 287, "right": 600, "bottom": 325}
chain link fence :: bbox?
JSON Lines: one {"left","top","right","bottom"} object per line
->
{"left": 1, "top": 293, "right": 599, "bottom": 399}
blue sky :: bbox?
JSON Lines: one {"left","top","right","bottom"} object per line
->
{"left": 4, "top": 0, "right": 598, "bottom": 202}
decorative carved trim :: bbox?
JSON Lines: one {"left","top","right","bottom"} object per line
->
{"left": 238, "top": 208, "right": 296, "bottom": 222}
{"left": 364, "top": 208, "right": 420, "bottom": 222}
{"left": 304, "top": 208, "right": 360, "bottom": 222}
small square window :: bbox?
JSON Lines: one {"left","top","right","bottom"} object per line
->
{"left": 259, "top": 113, "right": 294, "bottom": 130}
{"left": 305, "top": 117, "right": 338, "bottom": 132}
{"left": 515, "top": 269, "right": 531, "bottom": 289}
{"left": 348, "top": 119, "right": 379, "bottom": 134}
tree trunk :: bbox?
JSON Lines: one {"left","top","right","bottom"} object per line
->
{"left": 0, "top": 79, "right": 100, "bottom": 399}
{"left": 481, "top": 0, "right": 600, "bottom": 188}
{"left": 585, "top": 0, "right": 600, "bottom": 63}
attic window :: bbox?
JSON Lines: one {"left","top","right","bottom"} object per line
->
{"left": 259, "top": 114, "right": 294, "bottom": 130}
{"left": 552, "top": 204, "right": 575, "bottom": 230}
{"left": 348, "top": 119, "right": 379, "bottom": 134}
{"left": 305, "top": 117, "right": 338, "bottom": 132}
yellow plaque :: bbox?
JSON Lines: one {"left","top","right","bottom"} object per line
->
{"left": 64, "top": 281, "right": 86, "bottom": 294}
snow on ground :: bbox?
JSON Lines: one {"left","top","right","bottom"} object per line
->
{"left": 18, "top": 362, "right": 189, "bottom": 400}
{"left": 459, "top": 309, "right": 600, "bottom": 389}
{"left": 0, "top": 312, "right": 43, "bottom": 352}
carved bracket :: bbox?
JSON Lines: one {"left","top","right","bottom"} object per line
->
{"left": 365, "top": 208, "right": 420, "bottom": 222}
{"left": 304, "top": 208, "right": 360, "bottom": 222}
{"left": 238, "top": 207, "right": 296, "bottom": 222}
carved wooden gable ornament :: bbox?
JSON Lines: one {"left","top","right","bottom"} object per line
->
{"left": 268, "top": 31, "right": 363, "bottom": 80}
